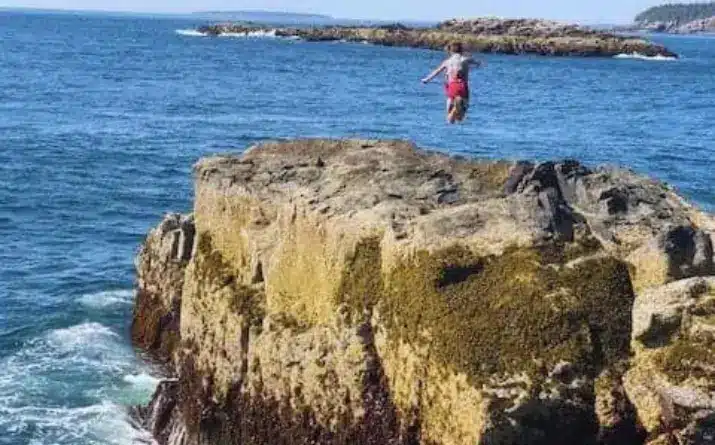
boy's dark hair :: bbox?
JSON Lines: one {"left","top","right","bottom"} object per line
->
{"left": 448, "top": 41, "right": 464, "bottom": 54}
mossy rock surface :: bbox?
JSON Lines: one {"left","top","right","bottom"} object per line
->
{"left": 379, "top": 244, "right": 634, "bottom": 386}
{"left": 337, "top": 236, "right": 384, "bottom": 324}
{"left": 654, "top": 338, "right": 715, "bottom": 388}
{"left": 195, "top": 231, "right": 265, "bottom": 326}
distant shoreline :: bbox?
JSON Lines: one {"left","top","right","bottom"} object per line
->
{"left": 193, "top": 10, "right": 334, "bottom": 19}
{"left": 630, "top": 2, "right": 715, "bottom": 34}
{"left": 0, "top": 7, "right": 196, "bottom": 18}
{"left": 0, "top": 7, "right": 437, "bottom": 27}
{"left": 613, "top": 25, "right": 715, "bottom": 36}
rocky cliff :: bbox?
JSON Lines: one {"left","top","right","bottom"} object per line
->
{"left": 131, "top": 139, "right": 714, "bottom": 445}
{"left": 195, "top": 18, "right": 678, "bottom": 58}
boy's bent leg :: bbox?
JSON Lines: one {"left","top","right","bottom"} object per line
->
{"left": 457, "top": 96, "right": 469, "bottom": 121}
{"left": 452, "top": 96, "right": 467, "bottom": 122}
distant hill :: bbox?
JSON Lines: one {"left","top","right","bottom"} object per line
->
{"left": 192, "top": 10, "right": 334, "bottom": 24}
{"left": 635, "top": 2, "right": 715, "bottom": 24}
{"left": 192, "top": 10, "right": 436, "bottom": 28}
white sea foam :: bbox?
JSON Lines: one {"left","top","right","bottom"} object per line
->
{"left": 219, "top": 29, "right": 279, "bottom": 38}
{"left": 4, "top": 401, "right": 156, "bottom": 445}
{"left": 79, "top": 289, "right": 134, "bottom": 308}
{"left": 175, "top": 29, "right": 207, "bottom": 37}
{"left": 47, "top": 322, "right": 121, "bottom": 353}
{"left": 0, "top": 323, "right": 160, "bottom": 444}
{"left": 613, "top": 52, "right": 678, "bottom": 61}
{"left": 124, "top": 372, "right": 162, "bottom": 392}
{"left": 87, "top": 401, "right": 157, "bottom": 445}
{"left": 1, "top": 322, "right": 131, "bottom": 389}
{"left": 117, "top": 372, "right": 165, "bottom": 408}
{"left": 176, "top": 28, "right": 301, "bottom": 41}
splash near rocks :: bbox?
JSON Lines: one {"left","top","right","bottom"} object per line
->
{"left": 175, "top": 29, "right": 207, "bottom": 37}
{"left": 614, "top": 52, "right": 679, "bottom": 61}
{"left": 0, "top": 322, "right": 157, "bottom": 444}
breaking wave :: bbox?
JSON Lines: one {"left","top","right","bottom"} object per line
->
{"left": 175, "top": 29, "right": 206, "bottom": 37}
{"left": 613, "top": 52, "right": 678, "bottom": 61}
{"left": 175, "top": 29, "right": 295, "bottom": 39}
{"left": 220, "top": 29, "right": 279, "bottom": 38}
{"left": 0, "top": 322, "right": 159, "bottom": 444}
{"left": 79, "top": 289, "right": 134, "bottom": 308}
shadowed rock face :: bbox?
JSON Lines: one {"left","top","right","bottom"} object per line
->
{"left": 196, "top": 17, "right": 678, "bottom": 58}
{"left": 131, "top": 139, "right": 713, "bottom": 445}
{"left": 131, "top": 213, "right": 195, "bottom": 363}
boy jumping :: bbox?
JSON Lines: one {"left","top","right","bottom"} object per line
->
{"left": 422, "top": 41, "right": 483, "bottom": 124}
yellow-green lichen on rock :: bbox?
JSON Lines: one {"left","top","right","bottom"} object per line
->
{"left": 380, "top": 245, "right": 634, "bottom": 386}
{"left": 179, "top": 230, "right": 266, "bottom": 396}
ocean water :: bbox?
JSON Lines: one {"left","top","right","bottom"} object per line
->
{"left": 0, "top": 10, "right": 713, "bottom": 445}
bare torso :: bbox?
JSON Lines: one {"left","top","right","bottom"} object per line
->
{"left": 444, "top": 54, "right": 470, "bottom": 83}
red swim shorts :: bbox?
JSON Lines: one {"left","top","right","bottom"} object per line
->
{"left": 445, "top": 80, "right": 469, "bottom": 99}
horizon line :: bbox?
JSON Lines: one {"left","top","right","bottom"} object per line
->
{"left": 0, "top": 5, "right": 632, "bottom": 25}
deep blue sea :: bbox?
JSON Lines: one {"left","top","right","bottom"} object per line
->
{"left": 0, "top": 9, "right": 713, "bottom": 445}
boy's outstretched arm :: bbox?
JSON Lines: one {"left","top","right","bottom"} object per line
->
{"left": 421, "top": 62, "right": 445, "bottom": 83}
{"left": 466, "top": 55, "right": 486, "bottom": 67}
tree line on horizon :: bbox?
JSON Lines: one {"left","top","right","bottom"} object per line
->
{"left": 635, "top": 2, "right": 715, "bottom": 24}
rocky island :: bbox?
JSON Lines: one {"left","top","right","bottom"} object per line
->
{"left": 195, "top": 18, "right": 678, "bottom": 58}
{"left": 131, "top": 139, "right": 714, "bottom": 445}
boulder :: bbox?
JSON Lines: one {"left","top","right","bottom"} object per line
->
{"left": 627, "top": 226, "right": 714, "bottom": 292}
{"left": 131, "top": 139, "right": 715, "bottom": 445}
{"left": 626, "top": 277, "right": 715, "bottom": 444}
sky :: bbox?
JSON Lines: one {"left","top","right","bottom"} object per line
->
{"left": 0, "top": 1, "right": 698, "bottom": 24}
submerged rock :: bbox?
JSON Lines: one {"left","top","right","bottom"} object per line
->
{"left": 196, "top": 17, "right": 678, "bottom": 58}
{"left": 131, "top": 139, "right": 713, "bottom": 444}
